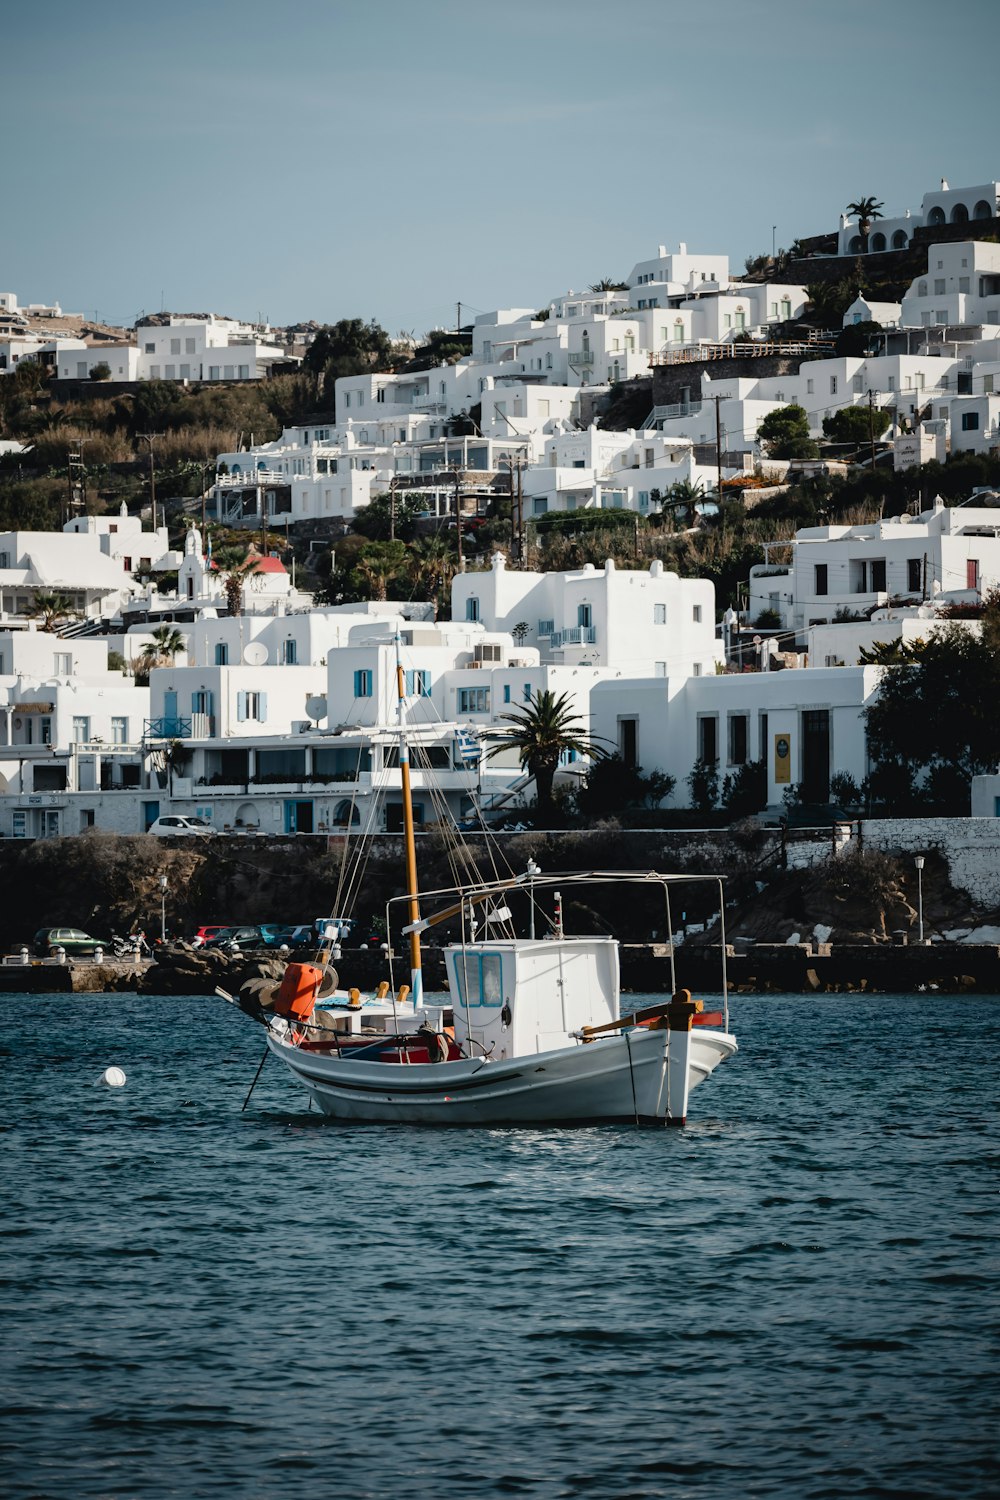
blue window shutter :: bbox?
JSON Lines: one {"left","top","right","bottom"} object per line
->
{"left": 164, "top": 690, "right": 177, "bottom": 721}
{"left": 237, "top": 692, "right": 247, "bottom": 722}
{"left": 259, "top": 691, "right": 268, "bottom": 722}
{"left": 405, "top": 669, "right": 413, "bottom": 695}
{"left": 191, "top": 691, "right": 200, "bottom": 713}
{"left": 503, "top": 685, "right": 511, "bottom": 703}
{"left": 354, "top": 669, "right": 362, "bottom": 697}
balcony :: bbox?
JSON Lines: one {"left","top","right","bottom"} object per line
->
{"left": 568, "top": 351, "right": 595, "bottom": 368}
{"left": 144, "top": 717, "right": 191, "bottom": 739}
{"left": 550, "top": 626, "right": 597, "bottom": 647}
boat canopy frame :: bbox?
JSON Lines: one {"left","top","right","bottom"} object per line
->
{"left": 383, "top": 869, "right": 730, "bottom": 1033}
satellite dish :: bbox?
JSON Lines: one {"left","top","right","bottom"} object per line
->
{"left": 242, "top": 642, "right": 268, "bottom": 666}
{"left": 305, "top": 695, "right": 328, "bottom": 721}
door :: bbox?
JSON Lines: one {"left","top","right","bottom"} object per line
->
{"left": 800, "top": 710, "right": 830, "bottom": 803}
{"left": 284, "top": 800, "right": 314, "bottom": 834}
{"left": 142, "top": 800, "right": 160, "bottom": 830}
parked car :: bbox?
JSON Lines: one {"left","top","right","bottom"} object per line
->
{"left": 33, "top": 927, "right": 109, "bottom": 958}
{"left": 205, "top": 925, "right": 290, "bottom": 952}
{"left": 191, "top": 924, "right": 232, "bottom": 946}
{"left": 148, "top": 816, "right": 217, "bottom": 837}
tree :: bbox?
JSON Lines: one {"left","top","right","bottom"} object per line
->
{"left": 576, "top": 755, "right": 675, "bottom": 818}
{"left": 721, "top": 760, "right": 767, "bottom": 818}
{"left": 757, "top": 404, "right": 819, "bottom": 460}
{"left": 26, "top": 593, "right": 76, "bottom": 633}
{"left": 303, "top": 319, "right": 394, "bottom": 392}
{"left": 686, "top": 758, "right": 720, "bottom": 813}
{"left": 863, "top": 624, "right": 1000, "bottom": 812}
{"left": 835, "top": 320, "right": 883, "bottom": 358}
{"left": 89, "top": 362, "right": 112, "bottom": 382}
{"left": 222, "top": 556, "right": 262, "bottom": 616}
{"left": 512, "top": 621, "right": 530, "bottom": 646}
{"left": 487, "top": 690, "right": 605, "bottom": 824}
{"left": 410, "top": 536, "right": 457, "bottom": 604}
{"left": 845, "top": 196, "right": 885, "bottom": 246}
{"left": 351, "top": 540, "right": 408, "bottom": 601}
{"left": 589, "top": 278, "right": 628, "bottom": 292}
{"left": 139, "top": 625, "right": 187, "bottom": 673}
{"left": 822, "top": 405, "right": 891, "bottom": 445}
{"left": 352, "top": 491, "right": 425, "bottom": 542}
{"left": 662, "top": 479, "right": 705, "bottom": 526}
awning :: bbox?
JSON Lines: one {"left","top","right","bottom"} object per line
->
{"left": 17, "top": 702, "right": 54, "bottom": 713}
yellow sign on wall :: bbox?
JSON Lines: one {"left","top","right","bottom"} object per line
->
{"left": 774, "top": 732, "right": 792, "bottom": 785}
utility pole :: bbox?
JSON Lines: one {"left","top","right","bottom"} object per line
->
{"left": 66, "top": 439, "right": 89, "bottom": 523}
{"left": 389, "top": 473, "right": 398, "bottom": 542}
{"left": 517, "top": 459, "right": 525, "bottom": 565}
{"left": 137, "top": 433, "right": 163, "bottom": 530}
{"left": 457, "top": 301, "right": 462, "bottom": 334}
{"left": 453, "top": 469, "right": 464, "bottom": 570}
{"left": 714, "top": 395, "right": 724, "bottom": 505}
{"left": 867, "top": 389, "right": 877, "bottom": 472}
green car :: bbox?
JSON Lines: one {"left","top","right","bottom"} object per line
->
{"left": 33, "top": 927, "right": 109, "bottom": 958}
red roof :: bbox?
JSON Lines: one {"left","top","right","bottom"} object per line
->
{"left": 254, "top": 556, "right": 287, "bottom": 573}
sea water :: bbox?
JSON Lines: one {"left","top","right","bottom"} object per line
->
{"left": 0, "top": 991, "right": 996, "bottom": 1500}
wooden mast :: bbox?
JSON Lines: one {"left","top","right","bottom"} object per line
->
{"left": 394, "top": 628, "right": 423, "bottom": 1005}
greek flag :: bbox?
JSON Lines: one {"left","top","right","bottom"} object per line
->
{"left": 456, "top": 730, "right": 481, "bottom": 764}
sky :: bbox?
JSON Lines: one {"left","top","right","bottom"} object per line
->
{"left": 7, "top": 0, "right": 999, "bottom": 336}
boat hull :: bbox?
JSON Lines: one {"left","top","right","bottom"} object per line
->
{"left": 266, "top": 1025, "right": 737, "bottom": 1126}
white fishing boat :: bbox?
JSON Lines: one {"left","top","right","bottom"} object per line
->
{"left": 230, "top": 631, "right": 737, "bottom": 1126}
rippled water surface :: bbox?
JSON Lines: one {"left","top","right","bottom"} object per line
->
{"left": 1, "top": 991, "right": 997, "bottom": 1499}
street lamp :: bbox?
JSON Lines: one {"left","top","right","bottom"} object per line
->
{"left": 159, "top": 873, "right": 169, "bottom": 943}
{"left": 914, "top": 856, "right": 925, "bottom": 944}
{"left": 526, "top": 857, "right": 541, "bottom": 940}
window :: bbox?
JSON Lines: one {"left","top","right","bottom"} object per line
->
{"left": 815, "top": 563, "right": 828, "bottom": 596}
{"left": 209, "top": 365, "right": 220, "bottom": 380}
{"left": 144, "top": 342, "right": 155, "bottom": 354}
{"left": 968, "top": 559, "right": 981, "bottom": 590}
{"left": 54, "top": 652, "right": 72, "bottom": 674}
{"left": 907, "top": 558, "right": 922, "bottom": 593}
{"left": 453, "top": 952, "right": 502, "bottom": 1008}
{"left": 959, "top": 277, "right": 970, "bottom": 294}
{"left": 538, "top": 619, "right": 554, "bottom": 636}
{"left": 191, "top": 689, "right": 214, "bottom": 716}
{"left": 458, "top": 687, "right": 490, "bottom": 714}
{"left": 728, "top": 714, "right": 749, "bottom": 767}
{"left": 692, "top": 605, "right": 702, "bottom": 623}
{"left": 503, "top": 684, "right": 511, "bottom": 703}
{"left": 871, "top": 559, "right": 886, "bottom": 592}
{"left": 830, "top": 376, "right": 838, "bottom": 395}
{"left": 985, "top": 376, "right": 994, "bottom": 394}
{"left": 806, "top": 378, "right": 814, "bottom": 395}
{"left": 934, "top": 279, "right": 946, "bottom": 296}
{"left": 170, "top": 339, "right": 181, "bottom": 355}
{"left": 853, "top": 374, "right": 864, "bottom": 394}
{"left": 523, "top": 683, "right": 532, "bottom": 702}
{"left": 653, "top": 603, "right": 667, "bottom": 624}
{"left": 40, "top": 717, "right": 52, "bottom": 744}
{"left": 353, "top": 669, "right": 373, "bottom": 698}
{"left": 215, "top": 643, "right": 229, "bottom": 665}
{"left": 72, "top": 716, "right": 91, "bottom": 743}
{"left": 111, "top": 716, "right": 128, "bottom": 744}
{"left": 698, "top": 716, "right": 718, "bottom": 764}
{"left": 577, "top": 603, "right": 593, "bottom": 628}
{"left": 405, "top": 669, "right": 430, "bottom": 697}
{"left": 185, "top": 338, "right": 196, "bottom": 355}
{"left": 465, "top": 597, "right": 480, "bottom": 623}
{"left": 962, "top": 411, "right": 981, "bottom": 431}
{"left": 237, "top": 691, "right": 267, "bottom": 722}
{"left": 282, "top": 639, "right": 297, "bottom": 665}
{"left": 918, "top": 282, "right": 927, "bottom": 298}
{"left": 888, "top": 376, "right": 896, "bottom": 392}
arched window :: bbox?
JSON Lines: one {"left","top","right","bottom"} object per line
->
{"left": 892, "top": 230, "right": 908, "bottom": 249}
{"left": 869, "top": 232, "right": 886, "bottom": 252}
{"left": 928, "top": 206, "right": 946, "bottom": 225}
{"left": 848, "top": 235, "right": 863, "bottom": 253}
{"left": 333, "top": 799, "right": 360, "bottom": 827}
{"left": 973, "top": 199, "right": 993, "bottom": 220}
{"left": 950, "top": 203, "right": 969, "bottom": 224}
{"left": 231, "top": 463, "right": 241, "bottom": 475}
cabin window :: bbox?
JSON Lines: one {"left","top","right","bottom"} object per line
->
{"left": 453, "top": 952, "right": 502, "bottom": 1008}
{"left": 354, "top": 669, "right": 373, "bottom": 698}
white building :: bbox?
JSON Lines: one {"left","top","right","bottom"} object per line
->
{"left": 748, "top": 498, "right": 1000, "bottom": 634}
{"left": 836, "top": 179, "right": 1000, "bottom": 257}
{"left": 900, "top": 241, "right": 1000, "bottom": 330}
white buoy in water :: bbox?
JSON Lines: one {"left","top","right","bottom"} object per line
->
{"left": 100, "top": 1066, "right": 127, "bottom": 1088}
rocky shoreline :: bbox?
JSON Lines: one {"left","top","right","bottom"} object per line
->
{"left": 3, "top": 938, "right": 998, "bottom": 996}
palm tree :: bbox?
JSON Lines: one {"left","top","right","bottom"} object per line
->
{"left": 486, "top": 690, "right": 605, "bottom": 823}
{"left": 589, "top": 278, "right": 628, "bottom": 293}
{"left": 663, "top": 479, "right": 705, "bottom": 527}
{"left": 410, "top": 536, "right": 456, "bottom": 603}
{"left": 222, "top": 555, "right": 262, "bottom": 616}
{"left": 846, "top": 196, "right": 885, "bottom": 248}
{"left": 26, "top": 593, "right": 76, "bottom": 633}
{"left": 140, "top": 624, "right": 187, "bottom": 667}
{"left": 352, "top": 541, "right": 407, "bottom": 602}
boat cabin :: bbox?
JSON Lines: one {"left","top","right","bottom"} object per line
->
{"left": 444, "top": 937, "right": 620, "bottom": 1061}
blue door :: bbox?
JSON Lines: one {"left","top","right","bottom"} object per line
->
{"left": 142, "top": 801, "right": 160, "bottom": 830}
{"left": 284, "top": 800, "right": 314, "bottom": 834}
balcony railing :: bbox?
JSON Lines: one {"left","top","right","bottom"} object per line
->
{"left": 144, "top": 717, "right": 191, "bottom": 739}
{"left": 568, "top": 350, "right": 595, "bottom": 367}
{"left": 550, "top": 626, "right": 597, "bottom": 647}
